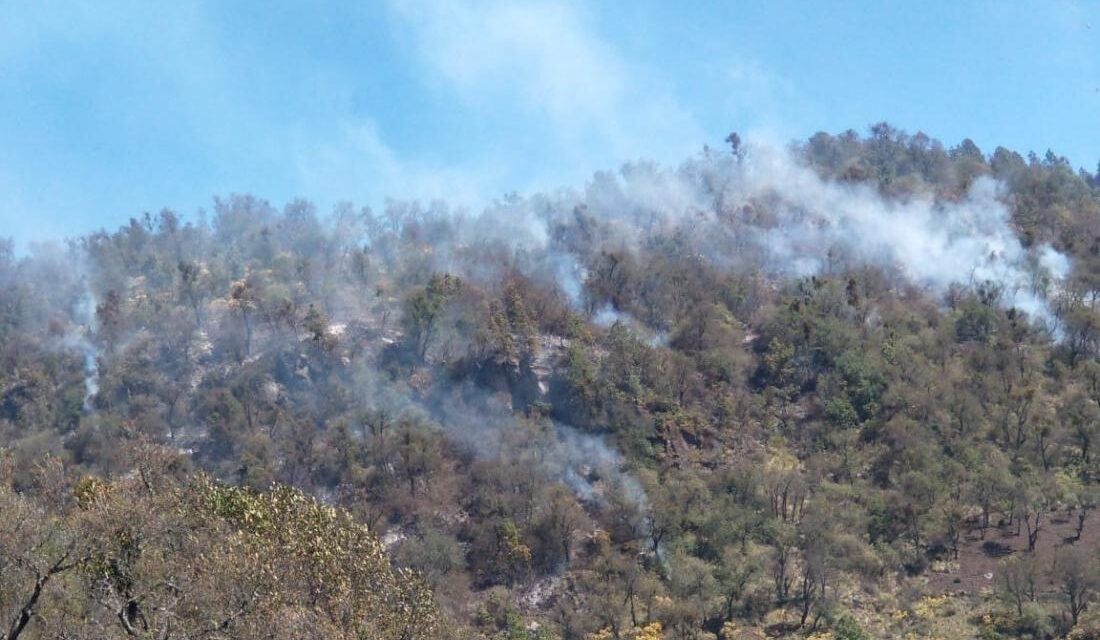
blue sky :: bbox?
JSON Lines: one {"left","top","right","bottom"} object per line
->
{"left": 1, "top": 0, "right": 1098, "bottom": 246}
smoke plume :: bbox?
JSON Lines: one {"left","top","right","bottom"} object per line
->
{"left": 466, "top": 139, "right": 1071, "bottom": 326}
{"left": 70, "top": 286, "right": 100, "bottom": 411}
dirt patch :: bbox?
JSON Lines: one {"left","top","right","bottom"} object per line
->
{"left": 924, "top": 508, "right": 1099, "bottom": 595}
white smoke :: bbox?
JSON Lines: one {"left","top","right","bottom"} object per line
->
{"left": 499, "top": 140, "right": 1072, "bottom": 328}
{"left": 333, "top": 139, "right": 1071, "bottom": 535}
{"left": 434, "top": 386, "right": 647, "bottom": 512}
{"left": 1039, "top": 244, "right": 1071, "bottom": 281}
{"left": 69, "top": 286, "right": 100, "bottom": 411}
{"left": 730, "top": 144, "right": 1066, "bottom": 323}
{"left": 552, "top": 252, "right": 585, "bottom": 308}
{"left": 592, "top": 305, "right": 629, "bottom": 328}
{"left": 349, "top": 367, "right": 650, "bottom": 520}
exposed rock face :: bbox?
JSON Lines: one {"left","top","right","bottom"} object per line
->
{"left": 530, "top": 334, "right": 571, "bottom": 396}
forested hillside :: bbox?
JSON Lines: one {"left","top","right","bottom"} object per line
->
{"left": 2, "top": 125, "right": 1100, "bottom": 639}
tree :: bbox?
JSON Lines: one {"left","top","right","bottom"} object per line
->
{"left": 228, "top": 275, "right": 259, "bottom": 356}
{"left": 970, "top": 448, "right": 1012, "bottom": 539}
{"left": 95, "top": 289, "right": 124, "bottom": 351}
{"left": 1074, "top": 484, "right": 1099, "bottom": 542}
{"left": 725, "top": 132, "right": 744, "bottom": 159}
{"left": 489, "top": 519, "right": 531, "bottom": 586}
{"left": 995, "top": 554, "right": 1038, "bottom": 618}
{"left": 177, "top": 260, "right": 208, "bottom": 327}
{"left": 48, "top": 464, "right": 444, "bottom": 639}
{"left": 1058, "top": 472, "right": 1099, "bottom": 542}
{"left": 1059, "top": 385, "right": 1100, "bottom": 468}
{"left": 303, "top": 303, "right": 328, "bottom": 342}
{"left": 1054, "top": 545, "right": 1099, "bottom": 628}
{"left": 662, "top": 552, "right": 721, "bottom": 637}
{"left": 768, "top": 524, "right": 796, "bottom": 604}
{"left": 402, "top": 273, "right": 462, "bottom": 361}
{"left": 714, "top": 545, "right": 761, "bottom": 627}
{"left": 0, "top": 483, "right": 87, "bottom": 640}
{"left": 1014, "top": 474, "right": 1058, "bottom": 552}
{"left": 531, "top": 485, "right": 588, "bottom": 570}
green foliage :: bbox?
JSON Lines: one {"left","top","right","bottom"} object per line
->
{"left": 955, "top": 297, "right": 1001, "bottom": 342}
{"left": 830, "top": 612, "right": 869, "bottom": 640}
{"left": 0, "top": 464, "right": 443, "bottom": 639}
{"left": 402, "top": 273, "right": 463, "bottom": 360}
{"left": 2, "top": 124, "right": 1100, "bottom": 638}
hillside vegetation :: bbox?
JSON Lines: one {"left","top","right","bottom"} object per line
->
{"left": 2, "top": 125, "right": 1100, "bottom": 639}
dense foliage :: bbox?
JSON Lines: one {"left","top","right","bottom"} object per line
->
{"left": 2, "top": 124, "right": 1100, "bottom": 638}
{"left": 0, "top": 443, "right": 440, "bottom": 638}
